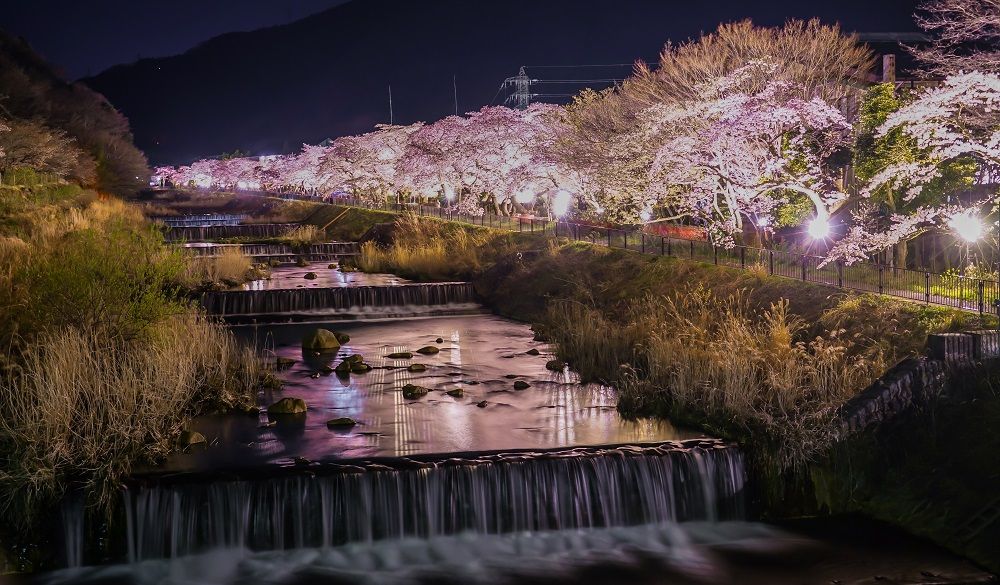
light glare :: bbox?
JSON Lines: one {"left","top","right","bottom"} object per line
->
{"left": 807, "top": 217, "right": 830, "bottom": 240}
{"left": 552, "top": 189, "right": 572, "bottom": 217}
{"left": 948, "top": 212, "right": 984, "bottom": 242}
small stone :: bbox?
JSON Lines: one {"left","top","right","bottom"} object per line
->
{"left": 334, "top": 360, "right": 352, "bottom": 374}
{"left": 326, "top": 417, "right": 358, "bottom": 428}
{"left": 525, "top": 348, "right": 540, "bottom": 356}
{"left": 464, "top": 380, "right": 480, "bottom": 385}
{"left": 302, "top": 329, "right": 341, "bottom": 350}
{"left": 513, "top": 380, "right": 530, "bottom": 390}
{"left": 476, "top": 400, "right": 488, "bottom": 408}
{"left": 503, "top": 374, "right": 518, "bottom": 379}
{"left": 295, "top": 257, "right": 308, "bottom": 267}
{"left": 545, "top": 359, "right": 566, "bottom": 372}
{"left": 335, "top": 332, "right": 351, "bottom": 344}
{"left": 268, "top": 397, "right": 307, "bottom": 414}
{"left": 276, "top": 356, "right": 297, "bottom": 369}
{"left": 351, "top": 363, "right": 372, "bottom": 374}
{"left": 309, "top": 372, "right": 321, "bottom": 379}
{"left": 408, "top": 363, "right": 427, "bottom": 372}
{"left": 178, "top": 430, "right": 206, "bottom": 448}
{"left": 416, "top": 346, "right": 440, "bottom": 355}
{"left": 328, "top": 263, "right": 338, "bottom": 269}
{"left": 402, "top": 384, "right": 429, "bottom": 399}
{"left": 346, "top": 354, "right": 364, "bottom": 363}
{"left": 446, "top": 388, "right": 464, "bottom": 398}
{"left": 293, "top": 456, "right": 312, "bottom": 465}
{"left": 304, "top": 272, "right": 318, "bottom": 280}
{"left": 387, "top": 351, "right": 413, "bottom": 359}
{"left": 261, "top": 372, "right": 283, "bottom": 390}
{"left": 435, "top": 337, "right": 444, "bottom": 343}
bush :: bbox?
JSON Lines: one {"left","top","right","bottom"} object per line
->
{"left": 181, "top": 246, "right": 255, "bottom": 288}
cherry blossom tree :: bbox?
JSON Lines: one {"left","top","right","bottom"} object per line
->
{"left": 828, "top": 72, "right": 1000, "bottom": 263}
{"left": 643, "top": 62, "right": 852, "bottom": 246}
{"left": 911, "top": 0, "right": 1000, "bottom": 76}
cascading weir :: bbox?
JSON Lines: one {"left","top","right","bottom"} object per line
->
{"left": 180, "top": 242, "right": 358, "bottom": 263}
{"left": 200, "top": 282, "right": 479, "bottom": 319}
{"left": 162, "top": 223, "right": 297, "bottom": 242}
{"left": 154, "top": 214, "right": 249, "bottom": 227}
{"left": 119, "top": 441, "right": 745, "bottom": 562}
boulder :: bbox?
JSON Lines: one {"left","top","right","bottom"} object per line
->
{"left": 416, "top": 346, "right": 440, "bottom": 355}
{"left": 351, "top": 363, "right": 372, "bottom": 374}
{"left": 334, "top": 360, "right": 352, "bottom": 374}
{"left": 326, "top": 417, "right": 358, "bottom": 428}
{"left": 295, "top": 257, "right": 309, "bottom": 267}
{"left": 545, "top": 360, "right": 566, "bottom": 372}
{"left": 402, "top": 384, "right": 429, "bottom": 399}
{"left": 476, "top": 400, "right": 488, "bottom": 408}
{"left": 304, "top": 272, "right": 318, "bottom": 280}
{"left": 346, "top": 354, "right": 364, "bottom": 363}
{"left": 446, "top": 388, "right": 464, "bottom": 398}
{"left": 302, "top": 329, "right": 341, "bottom": 351}
{"left": 436, "top": 337, "right": 444, "bottom": 344}
{"left": 387, "top": 351, "right": 413, "bottom": 359}
{"left": 328, "top": 263, "right": 338, "bottom": 269}
{"left": 261, "top": 372, "right": 283, "bottom": 390}
{"left": 513, "top": 380, "right": 530, "bottom": 390}
{"left": 525, "top": 348, "right": 540, "bottom": 356}
{"left": 178, "top": 430, "right": 206, "bottom": 448}
{"left": 268, "top": 397, "right": 307, "bottom": 414}
{"left": 276, "top": 356, "right": 297, "bottom": 370}
{"left": 335, "top": 332, "right": 351, "bottom": 344}
{"left": 408, "top": 363, "right": 427, "bottom": 373}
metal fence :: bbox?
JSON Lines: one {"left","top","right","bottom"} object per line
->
{"left": 264, "top": 192, "right": 1000, "bottom": 317}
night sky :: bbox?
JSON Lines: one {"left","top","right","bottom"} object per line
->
{"left": 3, "top": 0, "right": 351, "bottom": 79}
{"left": 3, "top": 0, "right": 923, "bottom": 164}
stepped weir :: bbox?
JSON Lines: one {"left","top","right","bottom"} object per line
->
{"left": 108, "top": 441, "right": 744, "bottom": 562}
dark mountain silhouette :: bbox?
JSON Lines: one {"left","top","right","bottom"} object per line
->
{"left": 82, "top": 0, "right": 920, "bottom": 165}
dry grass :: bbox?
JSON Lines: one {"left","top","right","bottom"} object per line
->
{"left": 0, "top": 313, "right": 260, "bottom": 519}
{"left": 356, "top": 213, "right": 501, "bottom": 280}
{"left": 181, "top": 247, "right": 254, "bottom": 288}
{"left": 545, "top": 286, "right": 887, "bottom": 470}
{"left": 277, "top": 224, "right": 322, "bottom": 247}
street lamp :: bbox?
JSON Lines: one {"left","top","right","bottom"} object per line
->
{"left": 552, "top": 189, "right": 572, "bottom": 218}
{"left": 948, "top": 212, "right": 984, "bottom": 243}
{"left": 807, "top": 216, "right": 831, "bottom": 240}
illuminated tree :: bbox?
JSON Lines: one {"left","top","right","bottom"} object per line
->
{"left": 911, "top": 0, "right": 1000, "bottom": 76}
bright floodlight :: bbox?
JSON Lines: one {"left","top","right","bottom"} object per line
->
{"left": 444, "top": 185, "right": 456, "bottom": 201}
{"left": 807, "top": 216, "right": 830, "bottom": 240}
{"left": 755, "top": 215, "right": 770, "bottom": 228}
{"left": 948, "top": 212, "right": 984, "bottom": 242}
{"left": 552, "top": 189, "right": 572, "bottom": 217}
{"left": 515, "top": 190, "right": 534, "bottom": 204}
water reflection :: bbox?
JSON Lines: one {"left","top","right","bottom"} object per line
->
{"left": 243, "top": 266, "right": 409, "bottom": 291}
{"left": 153, "top": 315, "right": 701, "bottom": 473}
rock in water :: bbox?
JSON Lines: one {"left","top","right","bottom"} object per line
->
{"left": 387, "top": 351, "right": 413, "bottom": 359}
{"left": 525, "top": 348, "right": 540, "bottom": 356}
{"left": 334, "top": 360, "right": 352, "bottom": 374}
{"left": 178, "top": 430, "right": 206, "bottom": 448}
{"left": 326, "top": 417, "right": 358, "bottom": 428}
{"left": 304, "top": 272, "right": 318, "bottom": 280}
{"left": 275, "top": 356, "right": 297, "bottom": 369}
{"left": 335, "top": 332, "right": 351, "bottom": 343}
{"left": 302, "top": 329, "right": 341, "bottom": 350}
{"left": 402, "top": 384, "right": 429, "bottom": 399}
{"left": 295, "top": 257, "right": 309, "bottom": 267}
{"left": 268, "top": 397, "right": 307, "bottom": 414}
{"left": 346, "top": 354, "right": 364, "bottom": 363}
{"left": 476, "top": 400, "right": 488, "bottom": 408}
{"left": 328, "top": 263, "right": 338, "bottom": 269}
{"left": 436, "top": 337, "right": 444, "bottom": 343}
{"left": 351, "top": 363, "right": 372, "bottom": 374}
{"left": 446, "top": 388, "right": 464, "bottom": 397}
{"left": 416, "top": 346, "right": 440, "bottom": 355}
{"left": 545, "top": 359, "right": 566, "bottom": 372}
{"left": 513, "top": 380, "right": 530, "bottom": 390}
{"left": 408, "top": 363, "right": 427, "bottom": 372}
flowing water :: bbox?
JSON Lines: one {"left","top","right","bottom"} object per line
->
{"left": 180, "top": 242, "right": 359, "bottom": 263}
{"left": 154, "top": 214, "right": 249, "bottom": 227}
{"left": 241, "top": 266, "right": 408, "bottom": 291}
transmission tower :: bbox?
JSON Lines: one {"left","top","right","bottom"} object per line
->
{"left": 503, "top": 67, "right": 532, "bottom": 109}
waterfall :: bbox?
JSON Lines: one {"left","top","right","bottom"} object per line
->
{"left": 180, "top": 242, "right": 358, "bottom": 262}
{"left": 121, "top": 443, "right": 745, "bottom": 562}
{"left": 162, "top": 223, "right": 296, "bottom": 242}
{"left": 59, "top": 490, "right": 85, "bottom": 569}
{"left": 155, "top": 214, "right": 249, "bottom": 227}
{"left": 200, "top": 282, "right": 478, "bottom": 317}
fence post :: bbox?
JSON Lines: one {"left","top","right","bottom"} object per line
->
{"left": 924, "top": 272, "right": 930, "bottom": 304}
{"left": 979, "top": 280, "right": 985, "bottom": 315}
{"left": 623, "top": 231, "right": 628, "bottom": 250}
{"left": 667, "top": 237, "right": 672, "bottom": 257}
{"left": 713, "top": 246, "right": 719, "bottom": 265}
{"left": 740, "top": 247, "right": 746, "bottom": 269}
{"left": 878, "top": 265, "right": 884, "bottom": 295}
{"left": 768, "top": 250, "right": 774, "bottom": 275}
{"left": 800, "top": 255, "right": 807, "bottom": 281}
{"left": 690, "top": 240, "right": 694, "bottom": 258}
{"left": 641, "top": 233, "right": 645, "bottom": 254}
{"left": 837, "top": 260, "right": 844, "bottom": 288}
{"left": 661, "top": 236, "right": 665, "bottom": 256}
{"left": 607, "top": 228, "right": 611, "bottom": 247}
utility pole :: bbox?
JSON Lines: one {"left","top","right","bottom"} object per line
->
{"left": 388, "top": 83, "right": 394, "bottom": 125}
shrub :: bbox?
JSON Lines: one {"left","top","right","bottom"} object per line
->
{"left": 181, "top": 246, "right": 254, "bottom": 288}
